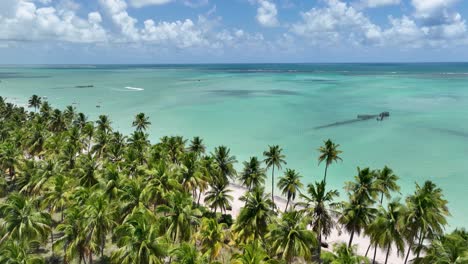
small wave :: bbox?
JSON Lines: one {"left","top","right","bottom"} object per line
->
{"left": 125, "top": 86, "right": 144, "bottom": 91}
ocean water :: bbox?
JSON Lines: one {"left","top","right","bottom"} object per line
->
{"left": 1, "top": 63, "right": 468, "bottom": 228}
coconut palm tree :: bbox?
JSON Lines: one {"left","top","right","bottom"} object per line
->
{"left": 268, "top": 210, "right": 316, "bottom": 263}
{"left": 339, "top": 198, "right": 377, "bottom": 247}
{"left": 375, "top": 166, "right": 400, "bottom": 204}
{"left": 205, "top": 181, "right": 233, "bottom": 215}
{"left": 231, "top": 241, "right": 269, "bottom": 264}
{"left": 345, "top": 167, "right": 378, "bottom": 204}
{"left": 413, "top": 230, "right": 468, "bottom": 264}
{"left": 297, "top": 180, "right": 339, "bottom": 263}
{"left": 188, "top": 136, "right": 206, "bottom": 157}
{"left": 0, "top": 141, "right": 21, "bottom": 177}
{"left": 28, "top": 94, "right": 42, "bottom": 112}
{"left": 322, "top": 243, "right": 369, "bottom": 264}
{"left": 404, "top": 181, "right": 450, "bottom": 263}
{"left": 157, "top": 191, "right": 202, "bottom": 242}
{"left": 0, "top": 240, "right": 45, "bottom": 264}
{"left": 132, "top": 112, "right": 151, "bottom": 132}
{"left": 263, "top": 145, "right": 287, "bottom": 207}
{"left": 96, "top": 115, "right": 112, "bottom": 134}
{"left": 171, "top": 242, "right": 207, "bottom": 264}
{"left": 0, "top": 193, "right": 51, "bottom": 243}
{"left": 368, "top": 200, "right": 406, "bottom": 264}
{"left": 212, "top": 145, "right": 237, "bottom": 184}
{"left": 277, "top": 168, "right": 303, "bottom": 212}
{"left": 112, "top": 209, "right": 168, "bottom": 264}
{"left": 199, "top": 218, "right": 228, "bottom": 263}
{"left": 239, "top": 156, "right": 267, "bottom": 191}
{"left": 233, "top": 187, "right": 273, "bottom": 243}
{"left": 54, "top": 206, "right": 88, "bottom": 264}
{"left": 83, "top": 191, "right": 116, "bottom": 259}
{"left": 317, "top": 139, "right": 342, "bottom": 184}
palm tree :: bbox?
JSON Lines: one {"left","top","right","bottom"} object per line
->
{"left": 112, "top": 209, "right": 168, "bottom": 264}
{"left": 231, "top": 241, "right": 269, "bottom": 264}
{"left": 239, "top": 156, "right": 267, "bottom": 191}
{"left": 375, "top": 166, "right": 400, "bottom": 204}
{"left": 345, "top": 167, "right": 378, "bottom": 204}
{"left": 404, "top": 181, "right": 450, "bottom": 263}
{"left": 180, "top": 152, "right": 203, "bottom": 198}
{"left": 263, "top": 145, "right": 287, "bottom": 207}
{"left": 132, "top": 112, "right": 151, "bottom": 132}
{"left": 368, "top": 200, "right": 406, "bottom": 264}
{"left": 204, "top": 181, "right": 233, "bottom": 214}
{"left": 83, "top": 191, "right": 116, "bottom": 259}
{"left": 96, "top": 115, "right": 112, "bottom": 134}
{"left": 297, "top": 180, "right": 339, "bottom": 263}
{"left": 199, "top": 218, "right": 228, "bottom": 263}
{"left": 277, "top": 168, "right": 303, "bottom": 212}
{"left": 413, "top": 230, "right": 468, "bottom": 264}
{"left": 322, "top": 243, "right": 369, "bottom": 264}
{"left": 171, "top": 242, "right": 207, "bottom": 264}
{"left": 54, "top": 206, "right": 88, "bottom": 264}
{"left": 188, "top": 136, "right": 206, "bottom": 157}
{"left": 339, "top": 198, "right": 377, "bottom": 247}
{"left": 28, "top": 94, "right": 42, "bottom": 112}
{"left": 233, "top": 187, "right": 273, "bottom": 243}
{"left": 0, "top": 240, "right": 45, "bottom": 264}
{"left": 268, "top": 210, "right": 316, "bottom": 263}
{"left": 157, "top": 192, "right": 202, "bottom": 242}
{"left": 317, "top": 139, "right": 342, "bottom": 184}
{"left": 0, "top": 141, "right": 21, "bottom": 177}
{"left": 0, "top": 193, "right": 51, "bottom": 243}
{"left": 212, "top": 145, "right": 237, "bottom": 184}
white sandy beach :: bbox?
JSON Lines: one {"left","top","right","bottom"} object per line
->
{"left": 223, "top": 183, "right": 412, "bottom": 264}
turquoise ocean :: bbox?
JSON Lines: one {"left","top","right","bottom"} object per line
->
{"left": 1, "top": 63, "right": 467, "bottom": 228}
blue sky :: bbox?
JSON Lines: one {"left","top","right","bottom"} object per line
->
{"left": 1, "top": 0, "right": 468, "bottom": 63}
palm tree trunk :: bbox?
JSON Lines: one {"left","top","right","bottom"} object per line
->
{"left": 50, "top": 229, "right": 54, "bottom": 257}
{"left": 317, "top": 230, "right": 322, "bottom": 264}
{"left": 416, "top": 231, "right": 425, "bottom": 259}
{"left": 380, "top": 192, "right": 384, "bottom": 204}
{"left": 348, "top": 229, "right": 355, "bottom": 248}
{"left": 323, "top": 164, "right": 328, "bottom": 183}
{"left": 271, "top": 166, "right": 275, "bottom": 208}
{"left": 365, "top": 243, "right": 372, "bottom": 257}
{"left": 404, "top": 239, "right": 413, "bottom": 264}
{"left": 385, "top": 244, "right": 391, "bottom": 264}
{"left": 284, "top": 198, "right": 290, "bottom": 213}
{"left": 372, "top": 244, "right": 378, "bottom": 264}
{"left": 197, "top": 191, "right": 202, "bottom": 207}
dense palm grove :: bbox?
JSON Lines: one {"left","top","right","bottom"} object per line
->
{"left": 0, "top": 94, "right": 466, "bottom": 264}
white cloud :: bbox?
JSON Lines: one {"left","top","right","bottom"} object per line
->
{"left": 360, "top": 0, "right": 400, "bottom": 8}
{"left": 99, "top": 0, "right": 139, "bottom": 41}
{"left": 256, "top": 0, "right": 278, "bottom": 27}
{"left": 291, "top": 0, "right": 382, "bottom": 45}
{"left": 128, "top": 0, "right": 173, "bottom": 8}
{"left": 0, "top": 0, "right": 107, "bottom": 43}
{"left": 183, "top": 0, "right": 209, "bottom": 8}
{"left": 141, "top": 19, "right": 207, "bottom": 48}
{"left": 411, "top": 0, "right": 458, "bottom": 17}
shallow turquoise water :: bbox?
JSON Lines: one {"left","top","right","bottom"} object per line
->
{"left": 1, "top": 64, "right": 468, "bottom": 228}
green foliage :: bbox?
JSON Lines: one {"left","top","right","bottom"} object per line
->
{"left": 0, "top": 96, "right": 460, "bottom": 264}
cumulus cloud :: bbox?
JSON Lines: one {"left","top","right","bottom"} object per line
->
{"left": 256, "top": 0, "right": 278, "bottom": 27}
{"left": 411, "top": 0, "right": 459, "bottom": 17}
{"left": 291, "top": 0, "right": 382, "bottom": 45}
{"left": 0, "top": 0, "right": 107, "bottom": 43}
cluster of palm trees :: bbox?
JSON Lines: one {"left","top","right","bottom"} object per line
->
{"left": 0, "top": 94, "right": 464, "bottom": 264}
